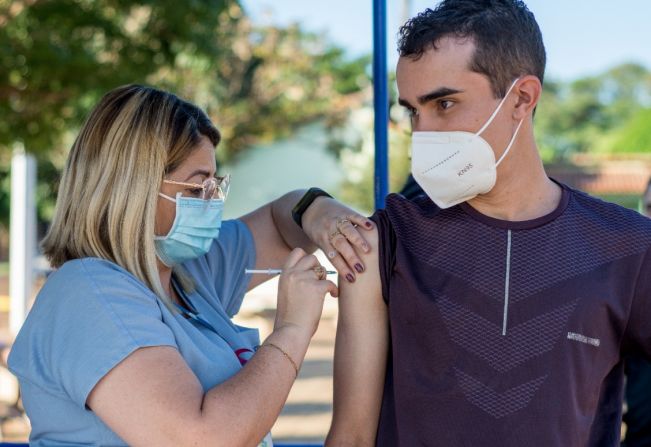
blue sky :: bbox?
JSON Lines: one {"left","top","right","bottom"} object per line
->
{"left": 241, "top": 0, "right": 651, "bottom": 81}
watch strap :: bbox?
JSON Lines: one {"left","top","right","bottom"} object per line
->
{"left": 291, "top": 187, "right": 333, "bottom": 228}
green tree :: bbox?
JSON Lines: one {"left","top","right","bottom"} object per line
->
{"left": 534, "top": 63, "right": 651, "bottom": 160}
{"left": 597, "top": 107, "right": 651, "bottom": 154}
{"left": 196, "top": 21, "right": 372, "bottom": 160}
{"left": 0, "top": 0, "right": 241, "bottom": 156}
{"left": 0, "top": 1, "right": 372, "bottom": 258}
{"left": 0, "top": 0, "right": 371, "bottom": 163}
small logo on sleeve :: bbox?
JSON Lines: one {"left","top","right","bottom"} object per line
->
{"left": 567, "top": 332, "right": 600, "bottom": 347}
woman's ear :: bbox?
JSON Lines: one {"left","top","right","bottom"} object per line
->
{"left": 513, "top": 75, "right": 542, "bottom": 120}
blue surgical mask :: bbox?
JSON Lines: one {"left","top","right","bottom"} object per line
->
{"left": 155, "top": 192, "right": 224, "bottom": 267}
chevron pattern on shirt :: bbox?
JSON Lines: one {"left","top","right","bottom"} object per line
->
{"left": 455, "top": 368, "right": 548, "bottom": 419}
{"left": 437, "top": 297, "right": 579, "bottom": 372}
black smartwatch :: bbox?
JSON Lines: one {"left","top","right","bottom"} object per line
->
{"left": 291, "top": 187, "right": 333, "bottom": 228}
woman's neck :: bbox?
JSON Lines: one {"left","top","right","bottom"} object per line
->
{"left": 157, "top": 261, "right": 177, "bottom": 303}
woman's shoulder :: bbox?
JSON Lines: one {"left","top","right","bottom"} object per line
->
{"left": 9, "top": 257, "right": 176, "bottom": 407}
{"left": 21, "top": 257, "right": 164, "bottom": 334}
{"left": 9, "top": 256, "right": 172, "bottom": 359}
{"left": 57, "top": 256, "right": 141, "bottom": 280}
{"left": 51, "top": 257, "right": 157, "bottom": 299}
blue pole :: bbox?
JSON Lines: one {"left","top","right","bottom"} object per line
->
{"left": 373, "top": 0, "right": 389, "bottom": 210}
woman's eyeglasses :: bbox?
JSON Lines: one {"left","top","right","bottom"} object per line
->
{"left": 163, "top": 174, "right": 230, "bottom": 201}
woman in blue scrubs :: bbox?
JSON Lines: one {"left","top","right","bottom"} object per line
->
{"left": 8, "top": 84, "right": 373, "bottom": 446}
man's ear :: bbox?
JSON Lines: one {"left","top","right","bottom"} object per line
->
{"left": 513, "top": 75, "right": 542, "bottom": 120}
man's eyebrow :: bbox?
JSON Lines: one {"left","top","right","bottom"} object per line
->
{"left": 398, "top": 98, "right": 414, "bottom": 109}
{"left": 417, "top": 87, "right": 464, "bottom": 105}
{"left": 397, "top": 87, "right": 464, "bottom": 110}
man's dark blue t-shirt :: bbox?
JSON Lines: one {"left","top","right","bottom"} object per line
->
{"left": 371, "top": 182, "right": 651, "bottom": 446}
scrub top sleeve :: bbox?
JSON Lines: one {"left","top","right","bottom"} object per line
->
{"left": 203, "top": 219, "right": 257, "bottom": 317}
{"left": 52, "top": 260, "right": 177, "bottom": 409}
{"left": 625, "top": 247, "right": 651, "bottom": 359}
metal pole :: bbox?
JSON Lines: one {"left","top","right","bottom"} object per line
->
{"left": 9, "top": 145, "right": 36, "bottom": 335}
{"left": 373, "top": 0, "right": 389, "bottom": 210}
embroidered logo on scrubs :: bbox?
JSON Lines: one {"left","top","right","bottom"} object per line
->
{"left": 235, "top": 348, "right": 254, "bottom": 365}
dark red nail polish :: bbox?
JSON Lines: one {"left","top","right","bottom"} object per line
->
{"left": 346, "top": 273, "right": 355, "bottom": 283}
{"left": 365, "top": 221, "right": 373, "bottom": 228}
{"left": 355, "top": 263, "right": 364, "bottom": 273}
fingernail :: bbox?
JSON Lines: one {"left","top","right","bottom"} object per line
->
{"left": 345, "top": 273, "right": 355, "bottom": 283}
{"left": 365, "top": 221, "right": 373, "bottom": 228}
{"left": 355, "top": 263, "right": 364, "bottom": 273}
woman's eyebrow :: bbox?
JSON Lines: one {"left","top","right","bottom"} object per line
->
{"left": 184, "top": 169, "right": 212, "bottom": 182}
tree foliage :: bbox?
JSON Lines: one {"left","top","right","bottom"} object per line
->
{"left": 0, "top": 0, "right": 242, "bottom": 155}
{"left": 534, "top": 63, "right": 651, "bottom": 160}
{"left": 0, "top": 0, "right": 372, "bottom": 251}
{"left": 184, "top": 20, "right": 372, "bottom": 160}
{"left": 0, "top": 0, "right": 371, "bottom": 159}
{"left": 598, "top": 107, "right": 651, "bottom": 154}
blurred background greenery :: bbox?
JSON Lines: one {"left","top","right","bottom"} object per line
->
{"left": 0, "top": 1, "right": 650, "bottom": 442}
{"left": 1, "top": 0, "right": 651, "bottom": 262}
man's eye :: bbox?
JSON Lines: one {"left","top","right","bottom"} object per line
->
{"left": 438, "top": 100, "right": 453, "bottom": 110}
{"left": 187, "top": 188, "right": 203, "bottom": 197}
{"left": 407, "top": 107, "right": 418, "bottom": 118}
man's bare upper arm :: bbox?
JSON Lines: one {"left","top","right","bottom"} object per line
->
{"left": 328, "top": 226, "right": 389, "bottom": 445}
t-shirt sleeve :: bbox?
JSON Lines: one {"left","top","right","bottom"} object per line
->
{"left": 624, "top": 247, "right": 651, "bottom": 359}
{"left": 370, "top": 208, "right": 397, "bottom": 304}
{"left": 197, "top": 219, "right": 256, "bottom": 317}
{"left": 8, "top": 259, "right": 177, "bottom": 409}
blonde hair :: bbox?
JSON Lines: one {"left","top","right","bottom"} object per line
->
{"left": 42, "top": 85, "right": 220, "bottom": 303}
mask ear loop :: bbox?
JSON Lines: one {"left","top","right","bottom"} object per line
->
{"left": 495, "top": 119, "right": 524, "bottom": 167}
{"left": 475, "top": 78, "right": 520, "bottom": 137}
{"left": 158, "top": 192, "right": 178, "bottom": 203}
{"left": 154, "top": 192, "right": 182, "bottom": 241}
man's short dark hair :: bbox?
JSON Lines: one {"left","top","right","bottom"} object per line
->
{"left": 398, "top": 0, "right": 546, "bottom": 98}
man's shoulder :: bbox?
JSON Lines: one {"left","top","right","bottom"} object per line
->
{"left": 565, "top": 187, "right": 651, "bottom": 252}
{"left": 569, "top": 188, "right": 651, "bottom": 230}
{"left": 377, "top": 192, "right": 442, "bottom": 222}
